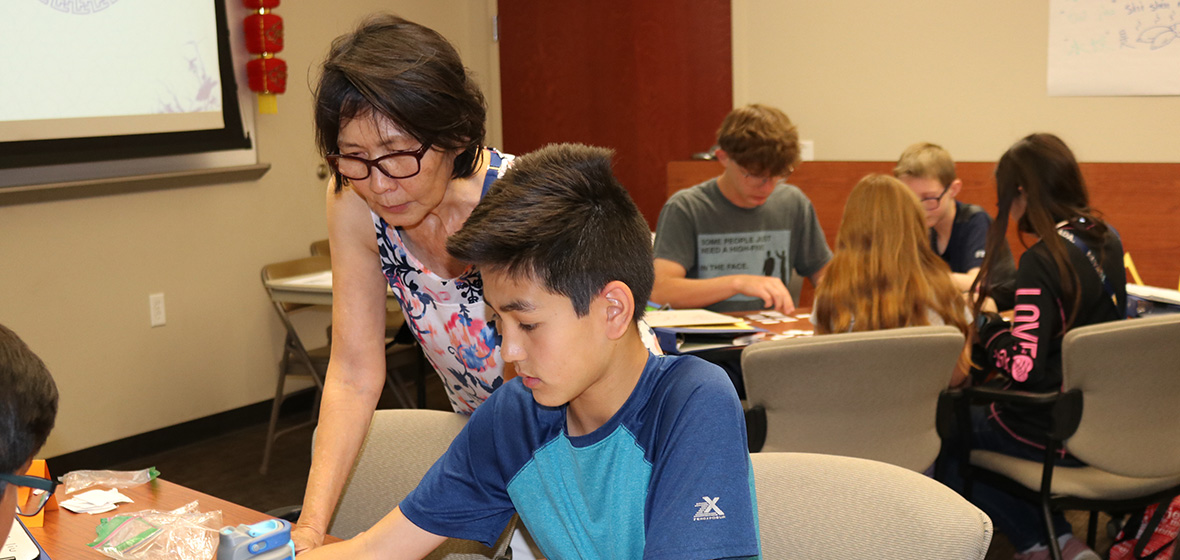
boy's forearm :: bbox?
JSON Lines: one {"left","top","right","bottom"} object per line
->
{"left": 300, "top": 507, "right": 447, "bottom": 560}
{"left": 651, "top": 274, "right": 737, "bottom": 308}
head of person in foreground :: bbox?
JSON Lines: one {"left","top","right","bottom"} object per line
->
{"left": 0, "top": 323, "right": 59, "bottom": 539}
{"left": 446, "top": 143, "right": 656, "bottom": 408}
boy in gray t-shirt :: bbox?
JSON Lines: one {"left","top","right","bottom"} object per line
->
{"left": 652, "top": 104, "right": 831, "bottom": 313}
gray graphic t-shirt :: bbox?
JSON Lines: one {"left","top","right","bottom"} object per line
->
{"left": 654, "top": 178, "right": 832, "bottom": 312}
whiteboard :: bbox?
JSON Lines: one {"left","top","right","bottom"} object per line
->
{"left": 0, "top": 0, "right": 225, "bottom": 141}
{"left": 1048, "top": 0, "right": 1180, "bottom": 96}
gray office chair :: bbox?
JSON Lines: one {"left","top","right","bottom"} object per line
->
{"left": 330, "top": 409, "right": 516, "bottom": 560}
{"left": 752, "top": 452, "right": 993, "bottom": 559}
{"left": 742, "top": 325, "right": 965, "bottom": 472}
{"left": 260, "top": 255, "right": 333, "bottom": 475}
{"left": 956, "top": 314, "right": 1180, "bottom": 560}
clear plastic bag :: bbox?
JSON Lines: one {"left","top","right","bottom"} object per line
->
{"left": 61, "top": 467, "right": 160, "bottom": 494}
{"left": 87, "top": 501, "right": 222, "bottom": 560}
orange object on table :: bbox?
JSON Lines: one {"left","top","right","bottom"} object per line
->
{"left": 17, "top": 459, "right": 57, "bottom": 528}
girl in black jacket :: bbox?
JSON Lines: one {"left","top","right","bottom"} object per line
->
{"left": 961, "top": 133, "right": 1126, "bottom": 560}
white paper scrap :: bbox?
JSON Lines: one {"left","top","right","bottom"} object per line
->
{"left": 60, "top": 489, "right": 133, "bottom": 514}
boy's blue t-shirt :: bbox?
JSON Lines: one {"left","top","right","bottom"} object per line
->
{"left": 934, "top": 201, "right": 991, "bottom": 273}
{"left": 400, "top": 353, "right": 761, "bottom": 560}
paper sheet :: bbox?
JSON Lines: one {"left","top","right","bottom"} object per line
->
{"left": 3, "top": 518, "right": 41, "bottom": 560}
{"left": 644, "top": 309, "right": 746, "bottom": 328}
{"left": 60, "top": 488, "right": 134, "bottom": 514}
{"left": 1127, "top": 283, "right": 1180, "bottom": 306}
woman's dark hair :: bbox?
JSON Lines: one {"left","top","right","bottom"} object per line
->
{"left": 972, "top": 133, "right": 1108, "bottom": 328}
{"left": 314, "top": 14, "right": 487, "bottom": 191}
{"left": 0, "top": 324, "right": 58, "bottom": 474}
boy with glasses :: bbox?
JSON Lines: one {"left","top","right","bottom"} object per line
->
{"left": 895, "top": 142, "right": 1016, "bottom": 310}
{"left": 652, "top": 104, "right": 831, "bottom": 314}
{"left": 0, "top": 323, "right": 59, "bottom": 540}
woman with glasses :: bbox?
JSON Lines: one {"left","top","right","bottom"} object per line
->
{"left": 811, "top": 174, "right": 972, "bottom": 385}
{"left": 1, "top": 323, "right": 60, "bottom": 541}
{"left": 293, "top": 14, "right": 517, "bottom": 554}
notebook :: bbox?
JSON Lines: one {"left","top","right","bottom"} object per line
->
{"left": 2, "top": 517, "right": 45, "bottom": 560}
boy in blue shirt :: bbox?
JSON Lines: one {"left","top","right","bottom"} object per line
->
{"left": 303, "top": 143, "right": 760, "bottom": 560}
{"left": 895, "top": 142, "right": 1016, "bottom": 310}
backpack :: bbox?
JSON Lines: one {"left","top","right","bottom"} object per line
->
{"left": 1109, "top": 496, "right": 1180, "bottom": 560}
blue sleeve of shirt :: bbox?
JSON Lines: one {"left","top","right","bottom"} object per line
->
{"left": 956, "top": 210, "right": 992, "bottom": 271}
{"left": 642, "top": 359, "right": 762, "bottom": 560}
{"left": 399, "top": 382, "right": 530, "bottom": 547}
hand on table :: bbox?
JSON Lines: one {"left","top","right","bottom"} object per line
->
{"left": 292, "top": 524, "right": 325, "bottom": 555}
{"left": 733, "top": 275, "right": 796, "bottom": 314}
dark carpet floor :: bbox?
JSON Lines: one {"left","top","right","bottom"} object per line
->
{"left": 107, "top": 366, "right": 453, "bottom": 515}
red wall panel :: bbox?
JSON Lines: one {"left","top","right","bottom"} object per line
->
{"left": 498, "top": 1, "right": 732, "bottom": 226}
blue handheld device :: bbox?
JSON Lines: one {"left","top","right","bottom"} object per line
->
{"left": 216, "top": 518, "right": 295, "bottom": 560}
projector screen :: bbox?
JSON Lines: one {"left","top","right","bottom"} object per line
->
{"left": 0, "top": 0, "right": 252, "bottom": 187}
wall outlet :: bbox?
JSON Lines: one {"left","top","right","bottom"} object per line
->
{"left": 149, "top": 293, "right": 166, "bottom": 327}
{"left": 800, "top": 140, "right": 815, "bottom": 162}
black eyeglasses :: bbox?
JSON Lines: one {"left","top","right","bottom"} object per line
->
{"left": 919, "top": 184, "right": 951, "bottom": 211}
{"left": 0, "top": 473, "right": 58, "bottom": 516}
{"left": 740, "top": 165, "right": 794, "bottom": 185}
{"left": 326, "top": 143, "right": 432, "bottom": 181}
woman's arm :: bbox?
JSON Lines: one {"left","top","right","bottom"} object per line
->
{"left": 291, "top": 183, "right": 392, "bottom": 553}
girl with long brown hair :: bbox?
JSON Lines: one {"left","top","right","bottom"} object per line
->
{"left": 813, "top": 173, "right": 971, "bottom": 381}
{"left": 955, "top": 133, "right": 1126, "bottom": 560}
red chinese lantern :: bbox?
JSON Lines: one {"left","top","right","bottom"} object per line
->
{"left": 243, "top": 0, "right": 285, "bottom": 114}
{"left": 244, "top": 13, "right": 283, "bottom": 53}
{"left": 246, "top": 57, "right": 287, "bottom": 95}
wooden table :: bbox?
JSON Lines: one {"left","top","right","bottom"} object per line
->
{"left": 729, "top": 308, "right": 815, "bottom": 339}
{"left": 27, "top": 479, "right": 337, "bottom": 559}
{"left": 659, "top": 309, "right": 814, "bottom": 399}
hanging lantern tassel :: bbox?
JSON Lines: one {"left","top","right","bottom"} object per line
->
{"left": 243, "top": 1, "right": 285, "bottom": 114}
{"left": 247, "top": 56, "right": 287, "bottom": 114}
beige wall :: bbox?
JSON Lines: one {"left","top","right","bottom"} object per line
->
{"left": 0, "top": 0, "right": 501, "bottom": 458}
{"left": 732, "top": 0, "right": 1180, "bottom": 163}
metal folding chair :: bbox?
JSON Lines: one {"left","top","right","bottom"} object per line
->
{"left": 260, "top": 255, "right": 332, "bottom": 474}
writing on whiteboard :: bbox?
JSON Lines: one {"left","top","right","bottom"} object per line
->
{"left": 1059, "top": 1, "right": 1178, "bottom": 53}
{"left": 1048, "top": 0, "right": 1180, "bottom": 95}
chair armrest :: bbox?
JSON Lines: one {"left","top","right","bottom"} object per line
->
{"left": 962, "top": 387, "right": 1084, "bottom": 443}
{"left": 491, "top": 514, "right": 519, "bottom": 560}
{"left": 936, "top": 389, "right": 962, "bottom": 442}
{"left": 744, "top": 406, "right": 767, "bottom": 453}
{"left": 962, "top": 385, "right": 1060, "bottom": 406}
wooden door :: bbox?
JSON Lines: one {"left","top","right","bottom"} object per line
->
{"left": 497, "top": 0, "right": 732, "bottom": 226}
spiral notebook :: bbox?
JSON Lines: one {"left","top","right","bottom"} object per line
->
{"left": 2, "top": 517, "right": 46, "bottom": 560}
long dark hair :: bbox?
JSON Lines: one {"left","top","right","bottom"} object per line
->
{"left": 313, "top": 14, "right": 487, "bottom": 191}
{"left": 972, "top": 133, "right": 1108, "bottom": 328}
